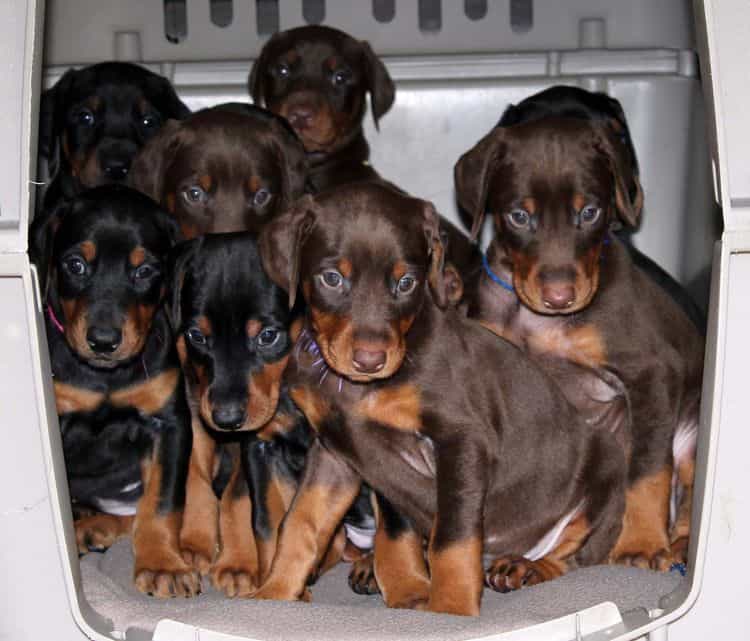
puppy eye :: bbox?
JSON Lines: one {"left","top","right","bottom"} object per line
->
{"left": 508, "top": 209, "right": 531, "bottom": 229}
{"left": 183, "top": 186, "right": 207, "bottom": 204}
{"left": 397, "top": 275, "right": 417, "bottom": 295}
{"left": 332, "top": 69, "right": 350, "bottom": 86}
{"left": 257, "top": 327, "right": 281, "bottom": 347}
{"left": 64, "top": 256, "right": 87, "bottom": 276}
{"left": 276, "top": 62, "right": 291, "bottom": 78}
{"left": 141, "top": 113, "right": 161, "bottom": 129}
{"left": 320, "top": 269, "right": 344, "bottom": 289}
{"left": 133, "top": 264, "right": 157, "bottom": 280}
{"left": 76, "top": 109, "right": 95, "bottom": 127}
{"left": 579, "top": 205, "right": 601, "bottom": 225}
{"left": 186, "top": 328, "right": 206, "bottom": 345}
{"left": 253, "top": 188, "right": 271, "bottom": 208}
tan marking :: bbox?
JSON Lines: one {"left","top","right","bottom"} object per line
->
{"left": 61, "top": 297, "right": 91, "bottom": 357}
{"left": 166, "top": 192, "right": 176, "bottom": 214}
{"left": 355, "top": 385, "right": 421, "bottom": 432}
{"left": 176, "top": 335, "right": 188, "bottom": 366}
{"left": 337, "top": 258, "right": 353, "bottom": 279}
{"left": 197, "top": 316, "right": 212, "bottom": 336}
{"left": 392, "top": 260, "right": 408, "bottom": 281}
{"left": 198, "top": 174, "right": 213, "bottom": 192}
{"left": 180, "top": 416, "right": 219, "bottom": 575}
{"left": 290, "top": 317, "right": 304, "bottom": 343}
{"left": 133, "top": 457, "right": 199, "bottom": 597}
{"left": 129, "top": 246, "right": 146, "bottom": 267}
{"left": 572, "top": 193, "right": 586, "bottom": 213}
{"left": 118, "top": 302, "right": 158, "bottom": 361}
{"left": 670, "top": 458, "right": 695, "bottom": 564}
{"left": 87, "top": 95, "right": 102, "bottom": 112}
{"left": 54, "top": 381, "right": 105, "bottom": 414}
{"left": 610, "top": 466, "right": 672, "bottom": 570}
{"left": 527, "top": 323, "right": 607, "bottom": 368}
{"left": 248, "top": 175, "right": 262, "bottom": 194}
{"left": 246, "top": 357, "right": 289, "bottom": 429}
{"left": 80, "top": 240, "right": 97, "bottom": 262}
{"left": 521, "top": 197, "right": 536, "bottom": 215}
{"left": 289, "top": 386, "right": 330, "bottom": 432}
{"left": 257, "top": 409, "right": 296, "bottom": 441}
{"left": 246, "top": 319, "right": 262, "bottom": 338}
{"left": 110, "top": 369, "right": 180, "bottom": 415}
{"left": 256, "top": 467, "right": 297, "bottom": 582}
{"left": 427, "top": 537, "right": 483, "bottom": 616}
{"left": 75, "top": 513, "right": 134, "bottom": 555}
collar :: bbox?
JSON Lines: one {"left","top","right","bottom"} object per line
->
{"left": 46, "top": 305, "right": 65, "bottom": 333}
{"left": 481, "top": 253, "right": 515, "bottom": 294}
{"left": 296, "top": 325, "right": 346, "bottom": 393}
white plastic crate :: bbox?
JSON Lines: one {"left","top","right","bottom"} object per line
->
{"left": 2, "top": 1, "right": 749, "bottom": 640}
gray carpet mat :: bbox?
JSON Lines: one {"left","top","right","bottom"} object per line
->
{"left": 79, "top": 540, "right": 684, "bottom": 640}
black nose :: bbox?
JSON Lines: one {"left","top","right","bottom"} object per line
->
{"left": 287, "top": 105, "right": 314, "bottom": 130}
{"left": 352, "top": 348, "right": 387, "bottom": 374}
{"left": 102, "top": 157, "right": 131, "bottom": 181}
{"left": 212, "top": 404, "right": 246, "bottom": 431}
{"left": 86, "top": 326, "right": 122, "bottom": 354}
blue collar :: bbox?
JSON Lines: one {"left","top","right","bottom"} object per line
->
{"left": 482, "top": 253, "right": 515, "bottom": 294}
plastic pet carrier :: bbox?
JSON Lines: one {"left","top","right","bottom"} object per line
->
{"left": 1, "top": 1, "right": 748, "bottom": 640}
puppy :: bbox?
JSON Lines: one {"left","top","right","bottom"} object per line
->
{"left": 251, "top": 183, "right": 627, "bottom": 615}
{"left": 455, "top": 113, "right": 704, "bottom": 568}
{"left": 130, "top": 104, "right": 307, "bottom": 237}
{"left": 31, "top": 185, "right": 198, "bottom": 598}
{"left": 38, "top": 62, "right": 190, "bottom": 210}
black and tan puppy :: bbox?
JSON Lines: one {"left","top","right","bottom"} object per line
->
{"left": 249, "top": 25, "right": 394, "bottom": 193}
{"left": 250, "top": 183, "right": 627, "bottom": 615}
{"left": 130, "top": 104, "right": 307, "bottom": 237}
{"left": 455, "top": 113, "right": 704, "bottom": 569}
{"left": 31, "top": 185, "right": 197, "bottom": 598}
{"left": 169, "top": 233, "right": 364, "bottom": 595}
{"left": 39, "top": 62, "right": 190, "bottom": 210}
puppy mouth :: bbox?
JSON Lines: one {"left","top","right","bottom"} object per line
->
{"left": 514, "top": 279, "right": 597, "bottom": 316}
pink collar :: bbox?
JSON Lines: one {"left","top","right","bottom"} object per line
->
{"left": 46, "top": 305, "right": 64, "bottom": 334}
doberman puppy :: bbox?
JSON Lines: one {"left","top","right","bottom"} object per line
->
{"left": 454, "top": 109, "right": 704, "bottom": 569}
{"left": 30, "top": 185, "right": 197, "bottom": 597}
{"left": 249, "top": 25, "right": 481, "bottom": 304}
{"left": 169, "top": 233, "right": 371, "bottom": 595}
{"left": 38, "top": 62, "right": 190, "bottom": 210}
{"left": 250, "top": 183, "right": 627, "bottom": 615}
{"left": 130, "top": 104, "right": 307, "bottom": 238}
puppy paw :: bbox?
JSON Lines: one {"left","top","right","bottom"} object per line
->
{"left": 670, "top": 537, "right": 689, "bottom": 566}
{"left": 251, "top": 579, "right": 308, "bottom": 602}
{"left": 134, "top": 564, "right": 202, "bottom": 598}
{"left": 180, "top": 546, "right": 214, "bottom": 576}
{"left": 485, "top": 555, "right": 560, "bottom": 593}
{"left": 75, "top": 514, "right": 132, "bottom": 554}
{"left": 613, "top": 548, "right": 673, "bottom": 572}
{"left": 348, "top": 554, "right": 380, "bottom": 595}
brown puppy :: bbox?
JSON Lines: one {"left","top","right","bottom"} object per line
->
{"left": 249, "top": 25, "right": 394, "bottom": 193}
{"left": 455, "top": 116, "right": 704, "bottom": 568}
{"left": 250, "top": 183, "right": 627, "bottom": 615}
{"left": 130, "top": 104, "right": 306, "bottom": 237}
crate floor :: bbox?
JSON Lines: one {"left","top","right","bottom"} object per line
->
{"left": 79, "top": 539, "right": 684, "bottom": 640}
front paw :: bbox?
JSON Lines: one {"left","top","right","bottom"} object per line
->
{"left": 485, "top": 555, "right": 560, "bottom": 593}
{"left": 211, "top": 564, "right": 257, "bottom": 598}
{"left": 180, "top": 543, "right": 215, "bottom": 576}
{"left": 75, "top": 514, "right": 132, "bottom": 554}
{"left": 348, "top": 554, "right": 380, "bottom": 595}
{"left": 252, "top": 579, "right": 309, "bottom": 602}
{"left": 134, "top": 557, "right": 202, "bottom": 598}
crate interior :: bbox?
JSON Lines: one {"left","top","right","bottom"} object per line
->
{"left": 37, "top": 1, "right": 720, "bottom": 639}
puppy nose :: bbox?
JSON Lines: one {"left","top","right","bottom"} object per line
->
{"left": 352, "top": 349, "right": 386, "bottom": 374}
{"left": 86, "top": 326, "right": 122, "bottom": 353}
{"left": 541, "top": 284, "right": 576, "bottom": 310}
{"left": 102, "top": 157, "right": 131, "bottom": 181}
{"left": 212, "top": 404, "right": 246, "bottom": 431}
{"left": 287, "top": 105, "right": 314, "bottom": 130}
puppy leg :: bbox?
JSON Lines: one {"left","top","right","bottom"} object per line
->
{"left": 75, "top": 513, "right": 134, "bottom": 554}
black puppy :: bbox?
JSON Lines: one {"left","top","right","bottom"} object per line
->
{"left": 169, "top": 233, "right": 372, "bottom": 595}
{"left": 38, "top": 62, "right": 190, "bottom": 210}
{"left": 31, "top": 185, "right": 198, "bottom": 598}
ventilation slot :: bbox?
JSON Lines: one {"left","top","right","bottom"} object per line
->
{"left": 510, "top": 0, "right": 533, "bottom": 33}
{"left": 373, "top": 0, "right": 395, "bottom": 23}
{"left": 418, "top": 0, "right": 441, "bottom": 32}
{"left": 210, "top": 0, "right": 233, "bottom": 27}
{"left": 256, "top": 0, "right": 279, "bottom": 35}
{"left": 164, "top": 0, "right": 187, "bottom": 44}
{"left": 303, "top": 0, "right": 325, "bottom": 24}
{"left": 464, "top": 0, "right": 487, "bottom": 21}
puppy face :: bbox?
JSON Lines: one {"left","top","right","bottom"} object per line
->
{"left": 249, "top": 25, "right": 395, "bottom": 155}
{"left": 45, "top": 186, "right": 177, "bottom": 368}
{"left": 170, "top": 234, "right": 295, "bottom": 432}
{"left": 40, "top": 62, "right": 190, "bottom": 191}
{"left": 130, "top": 105, "right": 307, "bottom": 237}
{"left": 455, "top": 118, "right": 638, "bottom": 315}
{"left": 259, "top": 185, "right": 445, "bottom": 383}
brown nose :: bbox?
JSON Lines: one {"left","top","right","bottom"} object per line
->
{"left": 287, "top": 105, "right": 314, "bottom": 130}
{"left": 352, "top": 348, "right": 386, "bottom": 374}
{"left": 541, "top": 284, "right": 576, "bottom": 310}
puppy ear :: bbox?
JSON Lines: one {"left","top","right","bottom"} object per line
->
{"left": 360, "top": 40, "right": 395, "bottom": 129}
{"left": 39, "top": 68, "right": 76, "bottom": 180}
{"left": 166, "top": 237, "right": 202, "bottom": 332}
{"left": 129, "top": 119, "right": 186, "bottom": 203}
{"left": 249, "top": 35, "right": 279, "bottom": 106}
{"left": 145, "top": 73, "right": 191, "bottom": 120}
{"left": 422, "top": 201, "right": 448, "bottom": 309}
{"left": 258, "top": 195, "right": 317, "bottom": 309}
{"left": 29, "top": 198, "right": 73, "bottom": 302}
{"left": 454, "top": 128, "right": 507, "bottom": 241}
{"left": 269, "top": 117, "right": 309, "bottom": 208}
{"left": 153, "top": 205, "right": 183, "bottom": 247}
{"left": 592, "top": 122, "right": 642, "bottom": 229}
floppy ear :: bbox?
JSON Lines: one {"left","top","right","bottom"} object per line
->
{"left": 592, "top": 122, "right": 641, "bottom": 229}
{"left": 269, "top": 117, "right": 309, "bottom": 208}
{"left": 145, "top": 73, "right": 191, "bottom": 120}
{"left": 166, "top": 237, "right": 202, "bottom": 332}
{"left": 360, "top": 40, "right": 395, "bottom": 129}
{"left": 258, "top": 195, "right": 317, "bottom": 309}
{"left": 29, "top": 198, "right": 73, "bottom": 302}
{"left": 454, "top": 128, "right": 507, "bottom": 241}
{"left": 39, "top": 68, "right": 77, "bottom": 180}
{"left": 153, "top": 205, "right": 183, "bottom": 247}
{"left": 248, "top": 35, "right": 280, "bottom": 106}
{"left": 421, "top": 201, "right": 448, "bottom": 309}
{"left": 129, "top": 119, "right": 186, "bottom": 203}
